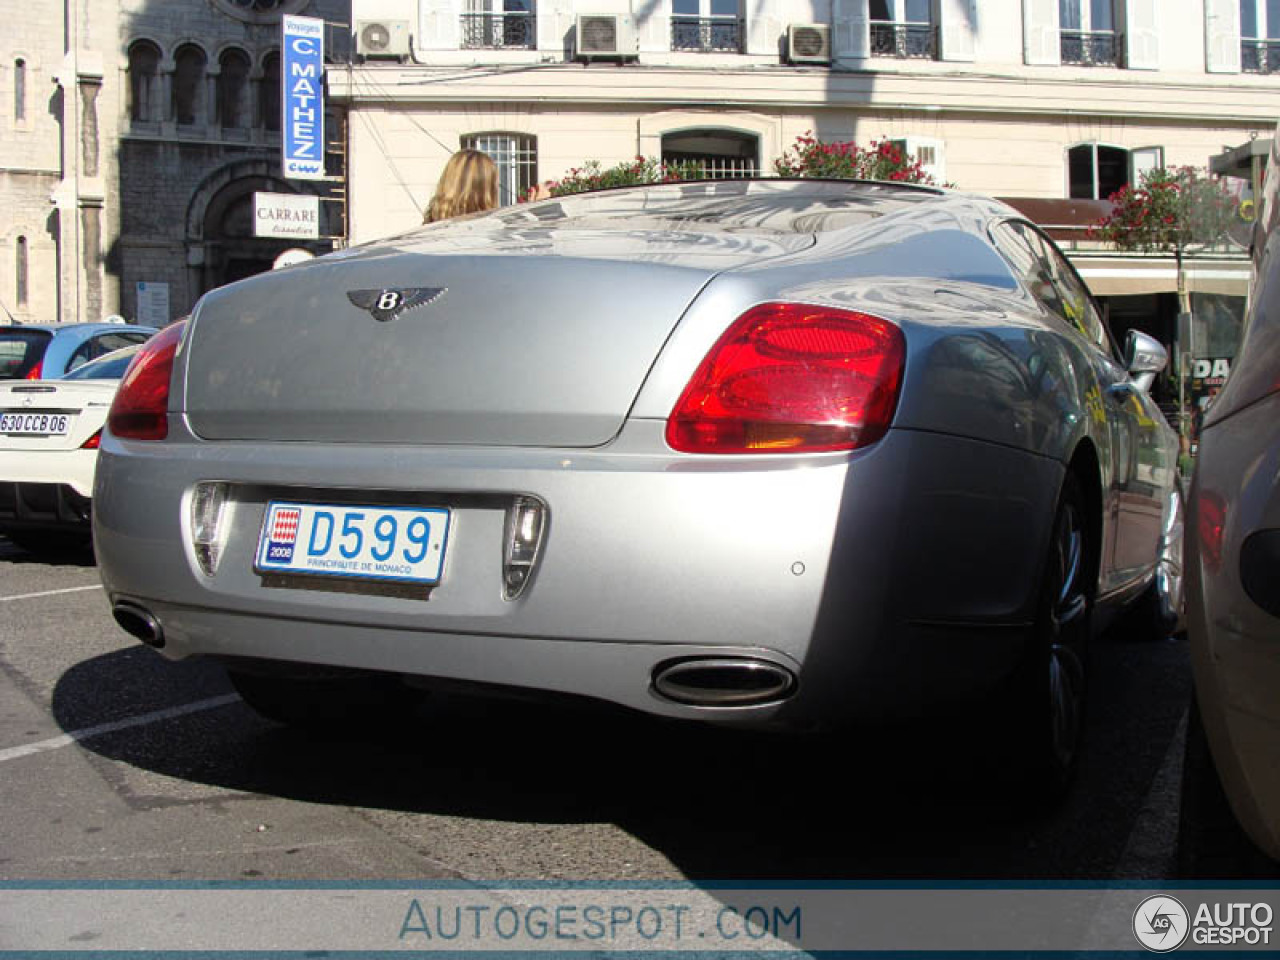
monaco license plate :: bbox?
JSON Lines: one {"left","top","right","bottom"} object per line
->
{"left": 255, "top": 501, "right": 450, "bottom": 584}
{"left": 0, "top": 412, "right": 70, "bottom": 436}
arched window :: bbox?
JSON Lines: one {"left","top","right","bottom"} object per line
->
{"left": 259, "top": 51, "right": 280, "bottom": 131}
{"left": 13, "top": 59, "right": 25, "bottom": 122}
{"left": 15, "top": 236, "right": 28, "bottom": 306}
{"left": 661, "top": 129, "right": 758, "bottom": 177}
{"left": 172, "top": 44, "right": 207, "bottom": 126}
{"left": 217, "top": 48, "right": 251, "bottom": 128}
{"left": 462, "top": 132, "right": 537, "bottom": 206}
{"left": 127, "top": 41, "right": 161, "bottom": 123}
{"left": 1067, "top": 143, "right": 1130, "bottom": 199}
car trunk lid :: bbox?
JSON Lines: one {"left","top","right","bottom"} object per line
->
{"left": 183, "top": 219, "right": 814, "bottom": 447}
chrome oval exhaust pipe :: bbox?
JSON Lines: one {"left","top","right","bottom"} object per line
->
{"left": 112, "top": 602, "right": 165, "bottom": 649}
{"left": 652, "top": 658, "right": 796, "bottom": 707}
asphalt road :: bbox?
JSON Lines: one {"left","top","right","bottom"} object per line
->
{"left": 0, "top": 533, "right": 1274, "bottom": 886}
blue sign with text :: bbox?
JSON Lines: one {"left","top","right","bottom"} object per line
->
{"left": 282, "top": 15, "right": 325, "bottom": 180}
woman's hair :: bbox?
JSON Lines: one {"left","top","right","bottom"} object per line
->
{"left": 424, "top": 149, "right": 500, "bottom": 223}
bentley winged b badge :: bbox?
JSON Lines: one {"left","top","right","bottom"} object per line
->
{"left": 346, "top": 287, "right": 447, "bottom": 322}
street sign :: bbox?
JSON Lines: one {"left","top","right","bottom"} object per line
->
{"left": 136, "top": 281, "right": 170, "bottom": 326}
{"left": 254, "top": 192, "right": 320, "bottom": 239}
{"left": 282, "top": 15, "right": 325, "bottom": 181}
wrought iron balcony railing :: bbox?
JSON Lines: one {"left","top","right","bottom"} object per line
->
{"left": 671, "top": 16, "right": 743, "bottom": 53}
{"left": 460, "top": 12, "right": 536, "bottom": 50}
{"left": 1060, "top": 29, "right": 1121, "bottom": 66}
{"left": 869, "top": 21, "right": 937, "bottom": 59}
{"left": 1242, "top": 39, "right": 1280, "bottom": 73}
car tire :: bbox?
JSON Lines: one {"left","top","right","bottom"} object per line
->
{"left": 228, "top": 668, "right": 415, "bottom": 730}
{"left": 999, "top": 473, "right": 1092, "bottom": 801}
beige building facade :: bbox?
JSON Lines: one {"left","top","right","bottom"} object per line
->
{"left": 334, "top": 0, "right": 1279, "bottom": 253}
{"left": 1, "top": 0, "right": 347, "bottom": 327}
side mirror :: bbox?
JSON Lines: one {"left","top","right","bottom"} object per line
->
{"left": 1124, "top": 330, "right": 1168, "bottom": 393}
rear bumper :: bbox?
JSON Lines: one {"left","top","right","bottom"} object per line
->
{"left": 93, "top": 420, "right": 1061, "bottom": 730}
{"left": 0, "top": 482, "right": 92, "bottom": 533}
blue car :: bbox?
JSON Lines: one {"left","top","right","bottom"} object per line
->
{"left": 0, "top": 323, "right": 158, "bottom": 381}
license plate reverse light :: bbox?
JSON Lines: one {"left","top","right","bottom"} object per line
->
{"left": 191, "top": 481, "right": 229, "bottom": 577}
{"left": 503, "top": 496, "right": 546, "bottom": 601}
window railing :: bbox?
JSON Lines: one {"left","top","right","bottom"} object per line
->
{"left": 869, "top": 21, "right": 937, "bottom": 59}
{"left": 1060, "top": 29, "right": 1121, "bottom": 66}
{"left": 460, "top": 12, "right": 536, "bottom": 50}
{"left": 671, "top": 16, "right": 743, "bottom": 53}
{"left": 1241, "top": 39, "right": 1280, "bottom": 73}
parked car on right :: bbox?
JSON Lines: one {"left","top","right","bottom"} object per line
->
{"left": 1184, "top": 126, "right": 1280, "bottom": 865}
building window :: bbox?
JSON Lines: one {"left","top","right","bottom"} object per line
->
{"left": 1067, "top": 143, "right": 1162, "bottom": 199}
{"left": 15, "top": 236, "right": 27, "bottom": 306}
{"left": 1241, "top": 0, "right": 1280, "bottom": 72}
{"left": 869, "top": 0, "right": 937, "bottom": 59}
{"left": 463, "top": 132, "right": 537, "bottom": 206}
{"left": 661, "top": 130, "right": 758, "bottom": 177}
{"left": 217, "top": 48, "right": 251, "bottom": 128}
{"left": 1060, "top": 0, "right": 1120, "bottom": 66}
{"left": 671, "top": 0, "right": 743, "bottom": 53}
{"left": 259, "top": 51, "right": 280, "bottom": 131}
{"left": 173, "top": 44, "right": 207, "bottom": 126}
{"left": 461, "top": 0, "right": 536, "bottom": 49}
{"left": 13, "top": 58, "right": 25, "bottom": 122}
{"left": 127, "top": 40, "right": 161, "bottom": 123}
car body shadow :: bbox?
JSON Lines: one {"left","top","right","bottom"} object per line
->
{"left": 48, "top": 625, "right": 1207, "bottom": 882}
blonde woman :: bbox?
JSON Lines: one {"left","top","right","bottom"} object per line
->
{"left": 423, "top": 149, "right": 499, "bottom": 223}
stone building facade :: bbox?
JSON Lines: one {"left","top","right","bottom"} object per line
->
{"left": 1, "top": 0, "right": 348, "bottom": 327}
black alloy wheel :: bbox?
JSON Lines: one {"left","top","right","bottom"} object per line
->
{"left": 1002, "top": 473, "right": 1092, "bottom": 801}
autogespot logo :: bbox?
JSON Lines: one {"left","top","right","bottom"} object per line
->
{"left": 1133, "top": 895, "right": 1190, "bottom": 952}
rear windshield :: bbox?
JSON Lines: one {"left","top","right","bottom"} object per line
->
{"left": 63, "top": 346, "right": 138, "bottom": 381}
{"left": 0, "top": 330, "right": 52, "bottom": 380}
{"left": 491, "top": 179, "right": 942, "bottom": 236}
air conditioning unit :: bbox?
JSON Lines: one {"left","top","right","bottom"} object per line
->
{"left": 356, "top": 19, "right": 411, "bottom": 59}
{"left": 575, "top": 14, "right": 638, "bottom": 60}
{"left": 787, "top": 23, "right": 832, "bottom": 64}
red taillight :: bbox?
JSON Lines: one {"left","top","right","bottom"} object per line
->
{"left": 666, "top": 302, "right": 906, "bottom": 454}
{"left": 25, "top": 362, "right": 42, "bottom": 380}
{"left": 80, "top": 429, "right": 101, "bottom": 450}
{"left": 107, "top": 320, "right": 186, "bottom": 441}
{"left": 1197, "top": 489, "right": 1227, "bottom": 573}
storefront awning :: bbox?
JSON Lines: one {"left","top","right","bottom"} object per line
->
{"left": 1069, "top": 255, "right": 1251, "bottom": 297}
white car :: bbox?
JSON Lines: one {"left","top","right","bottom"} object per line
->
{"left": 0, "top": 345, "right": 141, "bottom": 554}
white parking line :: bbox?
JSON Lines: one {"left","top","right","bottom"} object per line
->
{"left": 1, "top": 584, "right": 103, "bottom": 602}
{"left": 0, "top": 694, "right": 241, "bottom": 764}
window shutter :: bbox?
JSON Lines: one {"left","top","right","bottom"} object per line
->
{"left": 746, "top": 11, "right": 781, "bottom": 56}
{"left": 1130, "top": 146, "right": 1163, "bottom": 183}
{"left": 833, "top": 0, "right": 870, "bottom": 62}
{"left": 1022, "top": 0, "right": 1060, "bottom": 65}
{"left": 538, "top": 0, "right": 577, "bottom": 53}
{"left": 1204, "top": 0, "right": 1241, "bottom": 73}
{"left": 419, "top": 0, "right": 461, "bottom": 51}
{"left": 937, "top": 0, "right": 977, "bottom": 62}
{"left": 1120, "top": 0, "right": 1159, "bottom": 70}
{"left": 636, "top": 1, "right": 670, "bottom": 54}
{"left": 902, "top": 137, "right": 946, "bottom": 183}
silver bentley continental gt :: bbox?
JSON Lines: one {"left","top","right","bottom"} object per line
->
{"left": 93, "top": 180, "right": 1183, "bottom": 796}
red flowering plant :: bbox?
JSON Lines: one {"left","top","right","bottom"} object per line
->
{"left": 773, "top": 133, "right": 942, "bottom": 185}
{"left": 1089, "top": 166, "right": 1237, "bottom": 310}
{"left": 523, "top": 156, "right": 709, "bottom": 200}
